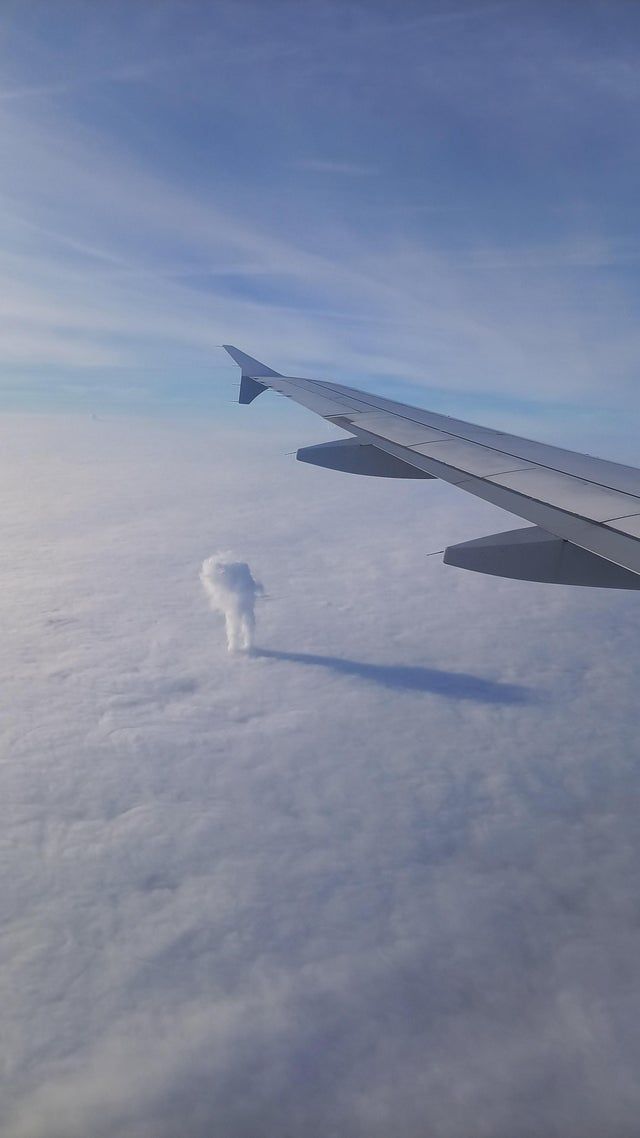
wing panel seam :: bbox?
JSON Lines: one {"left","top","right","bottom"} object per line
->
{"left": 275, "top": 375, "right": 640, "bottom": 502}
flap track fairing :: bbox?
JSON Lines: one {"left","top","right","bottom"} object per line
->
{"left": 444, "top": 526, "right": 640, "bottom": 588}
{"left": 297, "top": 438, "right": 435, "bottom": 479}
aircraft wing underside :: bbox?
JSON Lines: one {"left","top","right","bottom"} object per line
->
{"left": 224, "top": 345, "right": 640, "bottom": 589}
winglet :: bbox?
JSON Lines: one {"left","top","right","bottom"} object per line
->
{"left": 222, "top": 345, "right": 281, "bottom": 378}
{"left": 223, "top": 345, "right": 281, "bottom": 405}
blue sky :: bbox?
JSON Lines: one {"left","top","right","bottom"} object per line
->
{"left": 2, "top": 0, "right": 640, "bottom": 447}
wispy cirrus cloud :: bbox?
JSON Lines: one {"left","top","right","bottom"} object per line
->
{"left": 293, "top": 158, "right": 378, "bottom": 175}
{"left": 1, "top": 0, "right": 640, "bottom": 441}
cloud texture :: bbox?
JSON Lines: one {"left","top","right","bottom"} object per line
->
{"left": 3, "top": 4, "right": 640, "bottom": 1134}
{"left": 2, "top": 411, "right": 640, "bottom": 1137}
{"left": 200, "top": 553, "right": 263, "bottom": 651}
{"left": 2, "top": 0, "right": 640, "bottom": 448}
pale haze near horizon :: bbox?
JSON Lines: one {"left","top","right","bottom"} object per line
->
{"left": 3, "top": 3, "right": 640, "bottom": 1136}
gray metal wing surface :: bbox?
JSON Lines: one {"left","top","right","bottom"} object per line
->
{"left": 223, "top": 345, "right": 640, "bottom": 589}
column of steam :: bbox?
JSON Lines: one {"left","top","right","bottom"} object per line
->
{"left": 200, "top": 554, "right": 264, "bottom": 652}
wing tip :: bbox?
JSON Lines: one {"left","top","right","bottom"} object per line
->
{"left": 222, "top": 345, "right": 282, "bottom": 378}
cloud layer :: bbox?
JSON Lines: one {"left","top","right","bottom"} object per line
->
{"left": 2, "top": 411, "right": 640, "bottom": 1137}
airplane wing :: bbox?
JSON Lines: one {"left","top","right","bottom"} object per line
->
{"left": 223, "top": 344, "right": 640, "bottom": 589}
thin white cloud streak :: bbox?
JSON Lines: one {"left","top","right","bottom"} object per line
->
{"left": 0, "top": 49, "right": 202, "bottom": 102}
{"left": 0, "top": 80, "right": 88, "bottom": 101}
{"left": 294, "top": 158, "right": 377, "bottom": 175}
{"left": 2, "top": 184, "right": 637, "bottom": 409}
{"left": 2, "top": 2, "right": 640, "bottom": 413}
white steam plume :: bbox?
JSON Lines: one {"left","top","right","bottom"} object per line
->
{"left": 200, "top": 553, "right": 264, "bottom": 653}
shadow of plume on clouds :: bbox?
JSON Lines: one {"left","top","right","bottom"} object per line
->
{"left": 253, "top": 648, "right": 537, "bottom": 705}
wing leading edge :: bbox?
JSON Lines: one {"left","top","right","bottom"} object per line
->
{"left": 223, "top": 345, "right": 640, "bottom": 589}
